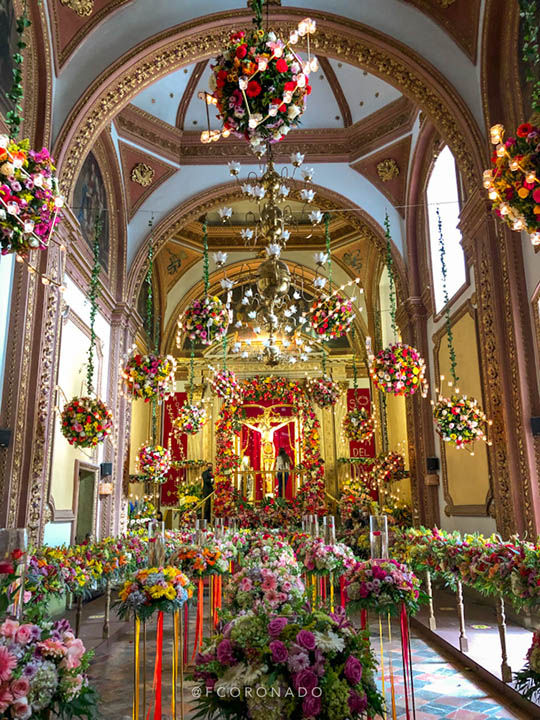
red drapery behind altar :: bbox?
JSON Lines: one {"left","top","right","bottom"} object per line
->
{"left": 347, "top": 388, "right": 377, "bottom": 498}
{"left": 239, "top": 402, "right": 296, "bottom": 500}
{"left": 161, "top": 391, "right": 187, "bottom": 506}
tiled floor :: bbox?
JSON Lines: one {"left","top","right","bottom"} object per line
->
{"left": 76, "top": 593, "right": 534, "bottom": 719}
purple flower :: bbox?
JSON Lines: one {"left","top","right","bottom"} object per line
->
{"left": 269, "top": 640, "right": 288, "bottom": 663}
{"left": 288, "top": 650, "right": 310, "bottom": 673}
{"left": 296, "top": 629, "right": 316, "bottom": 651}
{"left": 268, "top": 617, "right": 288, "bottom": 636}
{"left": 216, "top": 639, "right": 235, "bottom": 665}
{"left": 348, "top": 690, "right": 368, "bottom": 713}
{"left": 293, "top": 668, "right": 318, "bottom": 692}
{"left": 344, "top": 655, "right": 363, "bottom": 685}
{"left": 302, "top": 694, "right": 321, "bottom": 717}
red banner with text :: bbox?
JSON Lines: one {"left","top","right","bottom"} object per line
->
{"left": 160, "top": 392, "right": 187, "bottom": 506}
{"left": 346, "top": 388, "right": 376, "bottom": 460}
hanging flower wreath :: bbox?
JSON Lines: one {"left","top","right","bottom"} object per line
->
{"left": 209, "top": 14, "right": 316, "bottom": 150}
{"left": 484, "top": 122, "right": 540, "bottom": 242}
{"left": 122, "top": 352, "right": 176, "bottom": 402}
{"left": 60, "top": 396, "right": 113, "bottom": 448}
{"left": 210, "top": 368, "right": 242, "bottom": 402}
{"left": 0, "top": 137, "right": 63, "bottom": 255}
{"left": 432, "top": 393, "right": 491, "bottom": 449}
{"left": 375, "top": 451, "right": 406, "bottom": 483}
{"left": 137, "top": 444, "right": 171, "bottom": 482}
{"left": 369, "top": 342, "right": 428, "bottom": 397}
{"left": 179, "top": 295, "right": 229, "bottom": 346}
{"left": 309, "top": 293, "right": 354, "bottom": 340}
{"left": 306, "top": 375, "right": 340, "bottom": 408}
{"left": 343, "top": 407, "right": 376, "bottom": 442}
{"left": 173, "top": 402, "right": 207, "bottom": 435}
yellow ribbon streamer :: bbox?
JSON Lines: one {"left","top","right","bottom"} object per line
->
{"left": 133, "top": 617, "right": 140, "bottom": 720}
{"left": 172, "top": 611, "right": 179, "bottom": 720}
{"left": 379, "top": 615, "right": 387, "bottom": 720}
{"left": 387, "top": 613, "right": 397, "bottom": 720}
{"left": 329, "top": 572, "right": 334, "bottom": 613}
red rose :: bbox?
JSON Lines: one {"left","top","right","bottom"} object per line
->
{"left": 275, "top": 58, "right": 288, "bottom": 73}
{"left": 517, "top": 123, "right": 533, "bottom": 138}
{"left": 284, "top": 81, "right": 297, "bottom": 92}
{"left": 236, "top": 44, "right": 248, "bottom": 59}
{"left": 304, "top": 84, "right": 312, "bottom": 95}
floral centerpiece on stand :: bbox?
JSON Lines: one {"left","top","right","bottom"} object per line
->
{"left": 342, "top": 407, "right": 375, "bottom": 442}
{"left": 173, "top": 402, "right": 207, "bottom": 435}
{"left": 432, "top": 393, "right": 491, "bottom": 449}
{"left": 137, "top": 444, "right": 171, "bottom": 482}
{"left": 223, "top": 565, "right": 305, "bottom": 616}
{"left": 238, "top": 534, "right": 299, "bottom": 572}
{"left": 192, "top": 609, "right": 384, "bottom": 720}
{"left": 168, "top": 545, "right": 230, "bottom": 578}
{"left": 306, "top": 376, "right": 340, "bottom": 408}
{"left": 117, "top": 566, "right": 193, "bottom": 621}
{"left": 121, "top": 352, "right": 176, "bottom": 402}
{"left": 483, "top": 122, "right": 540, "bottom": 244}
{"left": 0, "top": 137, "right": 63, "bottom": 255}
{"left": 208, "top": 2, "right": 316, "bottom": 150}
{"left": 0, "top": 616, "right": 98, "bottom": 719}
{"left": 180, "top": 296, "right": 229, "bottom": 346}
{"left": 295, "top": 536, "right": 357, "bottom": 576}
{"left": 310, "top": 293, "right": 354, "bottom": 341}
{"left": 60, "top": 396, "right": 113, "bottom": 448}
{"left": 368, "top": 342, "right": 428, "bottom": 397}
{"left": 343, "top": 558, "right": 423, "bottom": 616}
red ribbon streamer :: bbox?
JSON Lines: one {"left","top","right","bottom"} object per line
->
{"left": 146, "top": 611, "right": 163, "bottom": 720}
{"left": 183, "top": 603, "right": 188, "bottom": 665}
{"left": 400, "top": 603, "right": 411, "bottom": 720}
{"left": 360, "top": 609, "right": 368, "bottom": 630}
{"left": 340, "top": 575, "right": 346, "bottom": 609}
{"left": 192, "top": 578, "right": 204, "bottom": 660}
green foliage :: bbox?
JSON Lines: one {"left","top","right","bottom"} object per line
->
{"left": 436, "top": 208, "right": 459, "bottom": 384}
{"left": 6, "top": 9, "right": 31, "bottom": 139}
{"left": 384, "top": 212, "right": 398, "bottom": 340}
{"left": 86, "top": 218, "right": 102, "bottom": 395}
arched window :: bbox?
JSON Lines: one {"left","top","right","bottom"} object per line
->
{"left": 426, "top": 146, "right": 466, "bottom": 313}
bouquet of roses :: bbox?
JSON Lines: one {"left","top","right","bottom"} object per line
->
{"left": 168, "top": 544, "right": 230, "bottom": 577}
{"left": 433, "top": 393, "right": 490, "bottom": 449}
{"left": 484, "top": 122, "right": 540, "bottom": 240}
{"left": 192, "top": 608, "right": 384, "bottom": 720}
{"left": 60, "top": 396, "right": 113, "bottom": 448}
{"left": 342, "top": 407, "right": 375, "bottom": 442}
{"left": 173, "top": 402, "right": 207, "bottom": 435}
{"left": 180, "top": 295, "right": 229, "bottom": 346}
{"left": 306, "top": 376, "right": 340, "bottom": 408}
{"left": 137, "top": 444, "right": 171, "bottom": 482}
{"left": 122, "top": 352, "right": 176, "bottom": 402}
{"left": 223, "top": 565, "right": 306, "bottom": 616}
{"left": 310, "top": 293, "right": 354, "bottom": 340}
{"left": 343, "top": 558, "right": 423, "bottom": 616}
{"left": 117, "top": 566, "right": 193, "bottom": 620}
{"left": 0, "top": 137, "right": 63, "bottom": 255}
{"left": 295, "top": 537, "right": 357, "bottom": 576}
{"left": 0, "top": 616, "right": 98, "bottom": 719}
{"left": 369, "top": 342, "right": 428, "bottom": 397}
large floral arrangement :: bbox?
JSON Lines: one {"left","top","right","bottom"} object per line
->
{"left": 169, "top": 544, "right": 230, "bottom": 577}
{"left": 306, "top": 376, "right": 340, "bottom": 408}
{"left": 0, "top": 617, "right": 97, "bottom": 719}
{"left": 210, "top": 368, "right": 241, "bottom": 402}
{"left": 238, "top": 534, "right": 298, "bottom": 572}
{"left": 0, "top": 137, "right": 63, "bottom": 255}
{"left": 60, "top": 396, "right": 113, "bottom": 448}
{"left": 342, "top": 407, "right": 375, "bottom": 443}
{"left": 180, "top": 295, "right": 229, "bottom": 346}
{"left": 128, "top": 496, "right": 156, "bottom": 530}
{"left": 484, "top": 122, "right": 540, "bottom": 240}
{"left": 173, "top": 402, "right": 207, "bottom": 435}
{"left": 375, "top": 451, "right": 406, "bottom": 483}
{"left": 433, "top": 393, "right": 491, "bottom": 449}
{"left": 515, "top": 632, "right": 540, "bottom": 702}
{"left": 117, "top": 566, "right": 193, "bottom": 620}
{"left": 295, "top": 537, "right": 357, "bottom": 576}
{"left": 223, "top": 565, "right": 305, "bottom": 615}
{"left": 121, "top": 352, "right": 176, "bottom": 402}
{"left": 209, "top": 12, "right": 315, "bottom": 150}
{"left": 192, "top": 609, "right": 384, "bottom": 720}
{"left": 369, "top": 342, "right": 428, "bottom": 397}
{"left": 310, "top": 293, "right": 354, "bottom": 341}
{"left": 137, "top": 444, "right": 171, "bottom": 482}
{"left": 343, "top": 558, "right": 423, "bottom": 616}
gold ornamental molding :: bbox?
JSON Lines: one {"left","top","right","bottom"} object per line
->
{"left": 130, "top": 162, "right": 155, "bottom": 187}
{"left": 376, "top": 158, "right": 400, "bottom": 181}
{"left": 54, "top": 9, "right": 484, "bottom": 200}
{"left": 60, "top": 0, "right": 93, "bottom": 16}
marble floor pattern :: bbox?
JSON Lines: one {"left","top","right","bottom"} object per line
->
{"left": 81, "top": 595, "right": 534, "bottom": 719}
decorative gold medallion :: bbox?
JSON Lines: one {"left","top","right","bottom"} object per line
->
{"left": 376, "top": 158, "right": 400, "bottom": 182}
{"left": 60, "top": 0, "right": 94, "bottom": 16}
{"left": 131, "top": 163, "right": 155, "bottom": 187}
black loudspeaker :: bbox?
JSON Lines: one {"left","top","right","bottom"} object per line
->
{"left": 531, "top": 417, "right": 540, "bottom": 437}
{"left": 0, "top": 429, "right": 11, "bottom": 448}
{"left": 100, "top": 462, "right": 113, "bottom": 478}
{"left": 426, "top": 456, "right": 440, "bottom": 472}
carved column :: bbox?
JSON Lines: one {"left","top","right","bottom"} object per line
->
{"left": 459, "top": 189, "right": 540, "bottom": 536}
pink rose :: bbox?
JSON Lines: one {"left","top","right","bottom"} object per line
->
{"left": 0, "top": 685, "right": 14, "bottom": 713}
{"left": 11, "top": 696, "right": 31, "bottom": 719}
{"left": 15, "top": 625, "right": 33, "bottom": 645}
{"left": 10, "top": 677, "right": 29, "bottom": 699}
{"left": 0, "top": 619, "right": 19, "bottom": 639}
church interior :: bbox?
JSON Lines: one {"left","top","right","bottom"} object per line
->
{"left": 1, "top": 1, "right": 540, "bottom": 718}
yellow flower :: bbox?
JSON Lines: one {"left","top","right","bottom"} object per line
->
{"left": 518, "top": 187, "right": 529, "bottom": 199}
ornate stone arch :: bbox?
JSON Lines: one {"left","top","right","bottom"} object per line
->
{"left": 53, "top": 7, "right": 485, "bottom": 199}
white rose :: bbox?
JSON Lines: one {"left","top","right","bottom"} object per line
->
{"left": 0, "top": 162, "right": 14, "bottom": 176}
{"left": 287, "top": 105, "right": 301, "bottom": 119}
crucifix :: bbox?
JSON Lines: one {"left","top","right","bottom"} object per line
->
{"left": 242, "top": 407, "right": 293, "bottom": 495}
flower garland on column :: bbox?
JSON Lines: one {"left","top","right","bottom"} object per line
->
{"left": 431, "top": 209, "right": 492, "bottom": 450}
{"left": 0, "top": 4, "right": 64, "bottom": 258}
{"left": 61, "top": 218, "right": 113, "bottom": 448}
{"left": 367, "top": 212, "right": 428, "bottom": 398}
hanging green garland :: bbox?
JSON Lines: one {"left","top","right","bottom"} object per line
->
{"left": 174, "top": 341, "right": 207, "bottom": 435}
{"left": 324, "top": 213, "right": 332, "bottom": 287}
{"left": 384, "top": 212, "right": 398, "bottom": 341}
{"left": 436, "top": 207, "right": 458, "bottom": 385}
{"left": 6, "top": 6, "right": 30, "bottom": 140}
{"left": 86, "top": 216, "right": 102, "bottom": 395}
